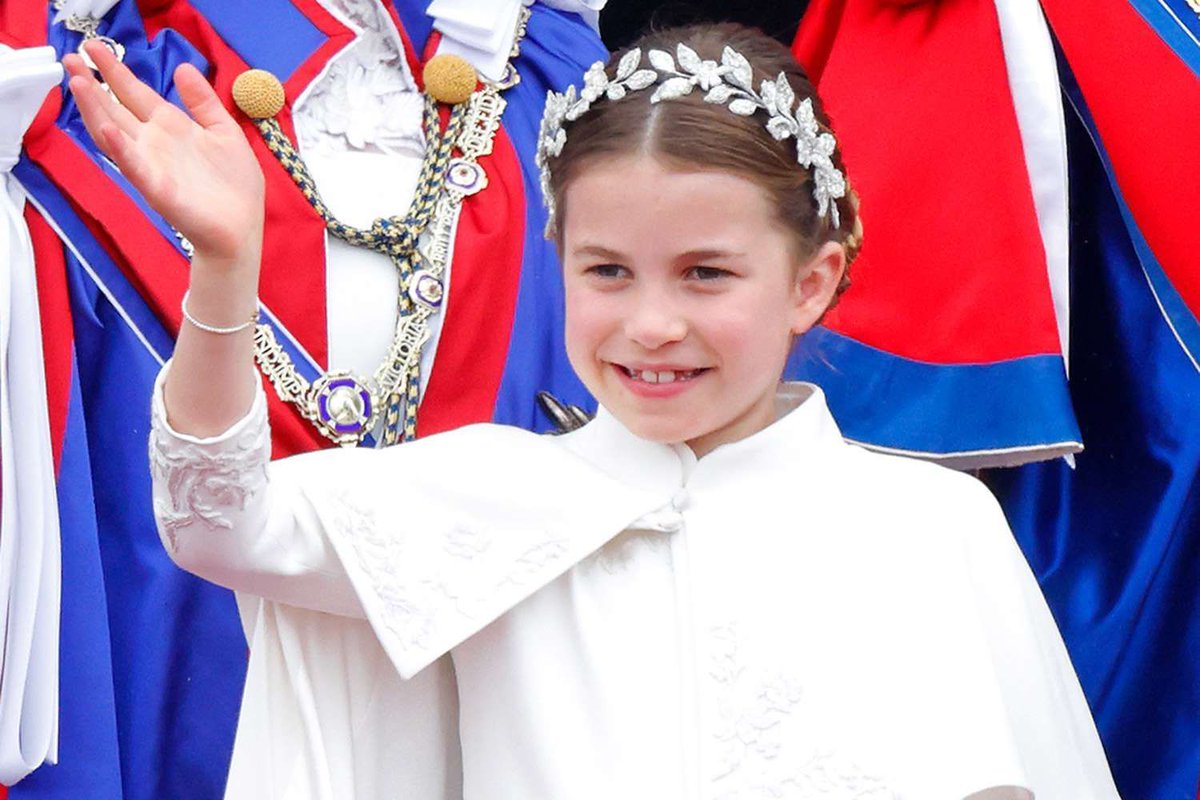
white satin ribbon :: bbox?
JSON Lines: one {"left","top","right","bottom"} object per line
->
{"left": 0, "top": 44, "right": 65, "bottom": 785}
{"left": 994, "top": 0, "right": 1071, "bottom": 374}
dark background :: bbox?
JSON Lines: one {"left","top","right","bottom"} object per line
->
{"left": 598, "top": 1, "right": 807, "bottom": 50}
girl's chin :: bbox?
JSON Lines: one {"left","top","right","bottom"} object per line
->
{"left": 608, "top": 410, "right": 709, "bottom": 446}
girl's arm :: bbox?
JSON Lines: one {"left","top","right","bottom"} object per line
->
{"left": 69, "top": 44, "right": 364, "bottom": 616}
{"left": 65, "top": 41, "right": 262, "bottom": 437}
{"left": 148, "top": 368, "right": 365, "bottom": 618}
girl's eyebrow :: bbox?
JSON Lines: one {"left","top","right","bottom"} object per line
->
{"left": 572, "top": 245, "right": 746, "bottom": 261}
{"left": 676, "top": 248, "right": 746, "bottom": 262}
{"left": 572, "top": 244, "right": 627, "bottom": 260}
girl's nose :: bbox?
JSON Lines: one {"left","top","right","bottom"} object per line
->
{"left": 623, "top": 292, "right": 688, "bottom": 350}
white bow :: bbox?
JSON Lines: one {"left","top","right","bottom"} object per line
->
{"left": 0, "top": 44, "right": 65, "bottom": 786}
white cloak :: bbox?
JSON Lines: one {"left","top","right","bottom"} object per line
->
{"left": 148, "top": 372, "right": 1120, "bottom": 799}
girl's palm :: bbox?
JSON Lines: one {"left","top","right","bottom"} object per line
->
{"left": 66, "top": 42, "right": 264, "bottom": 262}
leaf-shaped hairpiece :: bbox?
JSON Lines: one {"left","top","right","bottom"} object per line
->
{"left": 615, "top": 48, "right": 640, "bottom": 81}
{"left": 535, "top": 43, "right": 847, "bottom": 237}
{"left": 676, "top": 43, "right": 703, "bottom": 73}
{"left": 651, "top": 77, "right": 694, "bottom": 103}
{"left": 721, "top": 47, "right": 753, "bottom": 90}
{"left": 648, "top": 49, "right": 675, "bottom": 72}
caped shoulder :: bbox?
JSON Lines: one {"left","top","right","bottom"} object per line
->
{"left": 829, "top": 441, "right": 1011, "bottom": 544}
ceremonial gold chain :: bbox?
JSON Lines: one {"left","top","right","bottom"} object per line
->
{"left": 249, "top": 10, "right": 528, "bottom": 447}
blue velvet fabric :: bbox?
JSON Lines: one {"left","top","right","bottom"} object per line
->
{"left": 986, "top": 62, "right": 1200, "bottom": 800}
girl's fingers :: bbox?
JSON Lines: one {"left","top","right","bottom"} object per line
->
{"left": 174, "top": 63, "right": 233, "bottom": 131}
{"left": 104, "top": 127, "right": 162, "bottom": 199}
{"left": 69, "top": 76, "right": 158, "bottom": 195}
{"left": 67, "top": 68, "right": 142, "bottom": 141}
{"left": 98, "top": 123, "right": 133, "bottom": 163}
{"left": 83, "top": 40, "right": 164, "bottom": 122}
{"left": 68, "top": 74, "right": 123, "bottom": 151}
{"left": 62, "top": 53, "right": 93, "bottom": 81}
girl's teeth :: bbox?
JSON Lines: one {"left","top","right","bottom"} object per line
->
{"left": 627, "top": 368, "right": 697, "bottom": 383}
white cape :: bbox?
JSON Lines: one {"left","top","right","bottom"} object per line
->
{"left": 149, "top": 378, "right": 1120, "bottom": 799}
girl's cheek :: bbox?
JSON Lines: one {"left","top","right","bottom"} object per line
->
{"left": 563, "top": 294, "right": 604, "bottom": 344}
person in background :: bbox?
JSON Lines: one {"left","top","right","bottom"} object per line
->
{"left": 0, "top": 1, "right": 603, "bottom": 797}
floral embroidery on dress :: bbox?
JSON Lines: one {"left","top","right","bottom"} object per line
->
{"left": 295, "top": 0, "right": 426, "bottom": 156}
{"left": 707, "top": 624, "right": 896, "bottom": 800}
{"left": 587, "top": 528, "right": 671, "bottom": 575}
{"left": 148, "top": 395, "right": 270, "bottom": 551}
{"left": 326, "top": 492, "right": 441, "bottom": 650}
{"left": 322, "top": 487, "right": 570, "bottom": 658}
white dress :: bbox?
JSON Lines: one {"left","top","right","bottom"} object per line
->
{"left": 148, "top": 370, "right": 1121, "bottom": 800}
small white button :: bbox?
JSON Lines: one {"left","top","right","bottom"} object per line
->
{"left": 671, "top": 489, "right": 690, "bottom": 511}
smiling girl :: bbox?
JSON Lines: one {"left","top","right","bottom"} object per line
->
{"left": 67, "top": 21, "right": 1118, "bottom": 800}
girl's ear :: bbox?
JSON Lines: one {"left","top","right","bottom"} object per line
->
{"left": 790, "top": 241, "right": 847, "bottom": 335}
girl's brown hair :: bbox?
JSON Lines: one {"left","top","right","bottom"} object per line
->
{"left": 546, "top": 22, "right": 862, "bottom": 305}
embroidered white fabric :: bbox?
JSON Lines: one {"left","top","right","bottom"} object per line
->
{"left": 148, "top": 371, "right": 270, "bottom": 552}
{"left": 708, "top": 623, "right": 896, "bottom": 800}
{"left": 148, "top": 376, "right": 1119, "bottom": 799}
{"left": 321, "top": 486, "right": 571, "bottom": 654}
{"left": 296, "top": 0, "right": 425, "bottom": 157}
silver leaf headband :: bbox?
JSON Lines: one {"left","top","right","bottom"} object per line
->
{"left": 536, "top": 43, "right": 847, "bottom": 237}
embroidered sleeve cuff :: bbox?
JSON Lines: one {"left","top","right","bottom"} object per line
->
{"left": 149, "top": 360, "right": 271, "bottom": 543}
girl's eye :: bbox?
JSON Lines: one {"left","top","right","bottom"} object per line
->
{"left": 587, "top": 263, "right": 629, "bottom": 279}
{"left": 687, "top": 266, "right": 732, "bottom": 281}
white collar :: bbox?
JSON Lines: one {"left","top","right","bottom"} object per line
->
{"left": 556, "top": 382, "right": 847, "bottom": 497}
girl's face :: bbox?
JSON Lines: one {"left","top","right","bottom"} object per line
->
{"left": 562, "top": 154, "right": 844, "bottom": 456}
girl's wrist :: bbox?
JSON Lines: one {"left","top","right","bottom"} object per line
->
{"left": 186, "top": 251, "right": 262, "bottom": 325}
{"left": 190, "top": 215, "right": 264, "bottom": 273}
{"left": 189, "top": 200, "right": 265, "bottom": 268}
{"left": 191, "top": 247, "right": 260, "bottom": 274}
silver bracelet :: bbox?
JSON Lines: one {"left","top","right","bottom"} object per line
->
{"left": 181, "top": 290, "right": 259, "bottom": 335}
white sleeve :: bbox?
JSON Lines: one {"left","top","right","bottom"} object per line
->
{"left": 148, "top": 363, "right": 364, "bottom": 617}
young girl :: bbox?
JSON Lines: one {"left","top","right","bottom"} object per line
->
{"left": 67, "top": 23, "right": 1119, "bottom": 800}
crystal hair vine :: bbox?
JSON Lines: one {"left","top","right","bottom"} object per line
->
{"left": 536, "top": 43, "right": 847, "bottom": 236}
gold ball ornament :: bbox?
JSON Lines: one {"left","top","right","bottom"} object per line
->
{"left": 232, "top": 69, "right": 285, "bottom": 119}
{"left": 422, "top": 54, "right": 477, "bottom": 105}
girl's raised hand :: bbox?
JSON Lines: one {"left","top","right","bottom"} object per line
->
{"left": 64, "top": 40, "right": 264, "bottom": 266}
